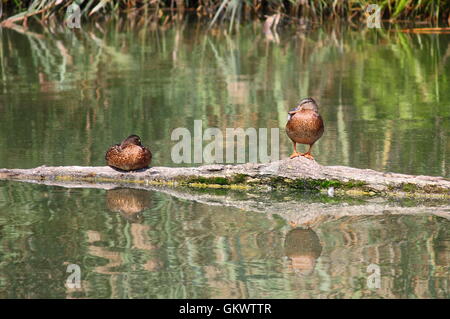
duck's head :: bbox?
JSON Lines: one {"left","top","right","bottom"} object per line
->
{"left": 289, "top": 97, "right": 319, "bottom": 114}
{"left": 288, "top": 97, "right": 319, "bottom": 120}
{"left": 120, "top": 134, "right": 142, "bottom": 148}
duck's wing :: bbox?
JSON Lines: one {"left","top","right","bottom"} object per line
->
{"left": 140, "top": 146, "right": 152, "bottom": 166}
{"left": 105, "top": 144, "right": 121, "bottom": 161}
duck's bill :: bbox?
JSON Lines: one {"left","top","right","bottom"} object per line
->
{"left": 288, "top": 109, "right": 301, "bottom": 115}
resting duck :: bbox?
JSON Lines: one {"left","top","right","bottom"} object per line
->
{"left": 285, "top": 97, "right": 324, "bottom": 160}
{"left": 105, "top": 135, "right": 152, "bottom": 171}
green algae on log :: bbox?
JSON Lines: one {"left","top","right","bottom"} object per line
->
{"left": 0, "top": 157, "right": 449, "bottom": 198}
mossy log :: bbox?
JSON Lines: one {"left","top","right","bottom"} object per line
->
{"left": 0, "top": 157, "right": 449, "bottom": 198}
{"left": 1, "top": 158, "right": 449, "bottom": 224}
{"left": 1, "top": 172, "right": 449, "bottom": 227}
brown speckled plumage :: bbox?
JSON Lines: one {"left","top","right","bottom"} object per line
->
{"left": 105, "top": 135, "right": 152, "bottom": 171}
{"left": 285, "top": 98, "right": 324, "bottom": 160}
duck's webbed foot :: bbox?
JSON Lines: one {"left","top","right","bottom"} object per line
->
{"left": 301, "top": 152, "right": 315, "bottom": 160}
{"left": 289, "top": 152, "right": 301, "bottom": 159}
{"left": 300, "top": 144, "right": 315, "bottom": 160}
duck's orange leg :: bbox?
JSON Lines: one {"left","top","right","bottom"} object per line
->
{"left": 301, "top": 144, "right": 315, "bottom": 160}
{"left": 289, "top": 142, "right": 301, "bottom": 159}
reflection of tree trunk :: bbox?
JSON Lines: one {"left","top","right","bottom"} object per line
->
{"left": 337, "top": 104, "right": 350, "bottom": 166}
{"left": 131, "top": 224, "right": 154, "bottom": 250}
{"left": 176, "top": 0, "right": 185, "bottom": 20}
{"left": 87, "top": 231, "right": 123, "bottom": 276}
{"left": 336, "top": 69, "right": 349, "bottom": 166}
{"left": 439, "top": 42, "right": 450, "bottom": 72}
{"left": 172, "top": 27, "right": 181, "bottom": 64}
{"left": 263, "top": 13, "right": 281, "bottom": 35}
{"left": 381, "top": 120, "right": 393, "bottom": 170}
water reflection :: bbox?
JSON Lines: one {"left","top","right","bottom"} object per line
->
{"left": 0, "top": 182, "right": 448, "bottom": 298}
{"left": 284, "top": 228, "right": 322, "bottom": 276}
{"left": 106, "top": 188, "right": 152, "bottom": 223}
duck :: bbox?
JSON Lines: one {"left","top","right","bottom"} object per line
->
{"left": 105, "top": 135, "right": 152, "bottom": 171}
{"left": 285, "top": 97, "right": 324, "bottom": 160}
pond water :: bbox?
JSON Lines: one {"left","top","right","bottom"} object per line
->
{"left": 0, "top": 22, "right": 449, "bottom": 298}
{"left": 0, "top": 181, "right": 448, "bottom": 298}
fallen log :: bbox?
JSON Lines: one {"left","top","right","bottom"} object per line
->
{"left": 0, "top": 157, "right": 449, "bottom": 198}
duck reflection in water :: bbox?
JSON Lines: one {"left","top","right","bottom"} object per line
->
{"left": 106, "top": 188, "right": 152, "bottom": 223}
{"left": 284, "top": 227, "right": 322, "bottom": 275}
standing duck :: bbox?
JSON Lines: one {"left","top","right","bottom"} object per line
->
{"left": 105, "top": 135, "right": 152, "bottom": 171}
{"left": 285, "top": 97, "right": 324, "bottom": 160}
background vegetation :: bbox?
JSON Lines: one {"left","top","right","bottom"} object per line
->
{"left": 1, "top": 0, "right": 450, "bottom": 27}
